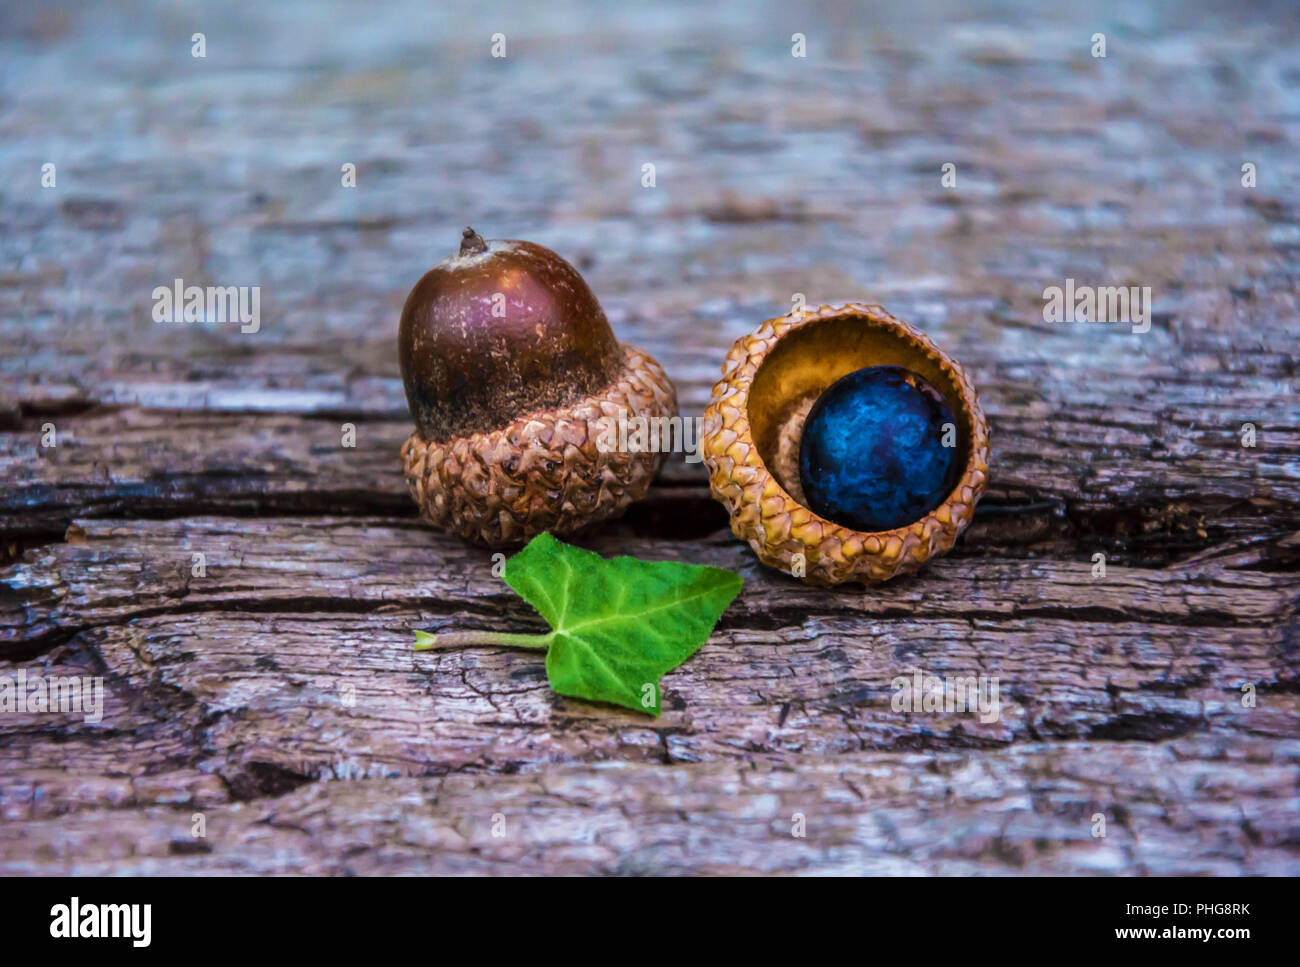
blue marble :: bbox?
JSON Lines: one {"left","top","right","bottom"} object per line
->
{"left": 798, "top": 365, "right": 961, "bottom": 532}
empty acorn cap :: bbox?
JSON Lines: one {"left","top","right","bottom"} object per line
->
{"left": 700, "top": 303, "right": 990, "bottom": 585}
{"left": 399, "top": 228, "right": 679, "bottom": 547}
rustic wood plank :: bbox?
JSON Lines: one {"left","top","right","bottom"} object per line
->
{"left": 6, "top": 403, "right": 1299, "bottom": 568}
{"left": 3, "top": 739, "right": 1296, "bottom": 875}
{"left": 3, "top": 517, "right": 1296, "bottom": 824}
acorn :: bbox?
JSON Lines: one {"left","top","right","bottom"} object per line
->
{"left": 399, "top": 228, "right": 678, "bottom": 546}
{"left": 700, "top": 303, "right": 989, "bottom": 586}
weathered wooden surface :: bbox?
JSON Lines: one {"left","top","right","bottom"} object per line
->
{"left": 2, "top": 1, "right": 1299, "bottom": 874}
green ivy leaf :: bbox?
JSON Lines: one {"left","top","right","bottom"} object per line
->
{"left": 414, "top": 533, "right": 743, "bottom": 715}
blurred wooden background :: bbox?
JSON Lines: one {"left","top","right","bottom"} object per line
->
{"left": 2, "top": 0, "right": 1298, "bottom": 874}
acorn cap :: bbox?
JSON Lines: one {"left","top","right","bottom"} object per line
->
{"left": 399, "top": 229, "right": 678, "bottom": 546}
{"left": 700, "top": 303, "right": 990, "bottom": 585}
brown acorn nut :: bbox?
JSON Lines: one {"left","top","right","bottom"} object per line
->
{"left": 399, "top": 228, "right": 678, "bottom": 546}
{"left": 700, "top": 303, "right": 990, "bottom": 586}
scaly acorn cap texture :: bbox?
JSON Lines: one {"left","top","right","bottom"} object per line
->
{"left": 399, "top": 228, "right": 678, "bottom": 547}
{"left": 700, "top": 303, "right": 990, "bottom": 586}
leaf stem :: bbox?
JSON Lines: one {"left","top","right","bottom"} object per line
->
{"left": 414, "top": 629, "right": 554, "bottom": 651}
